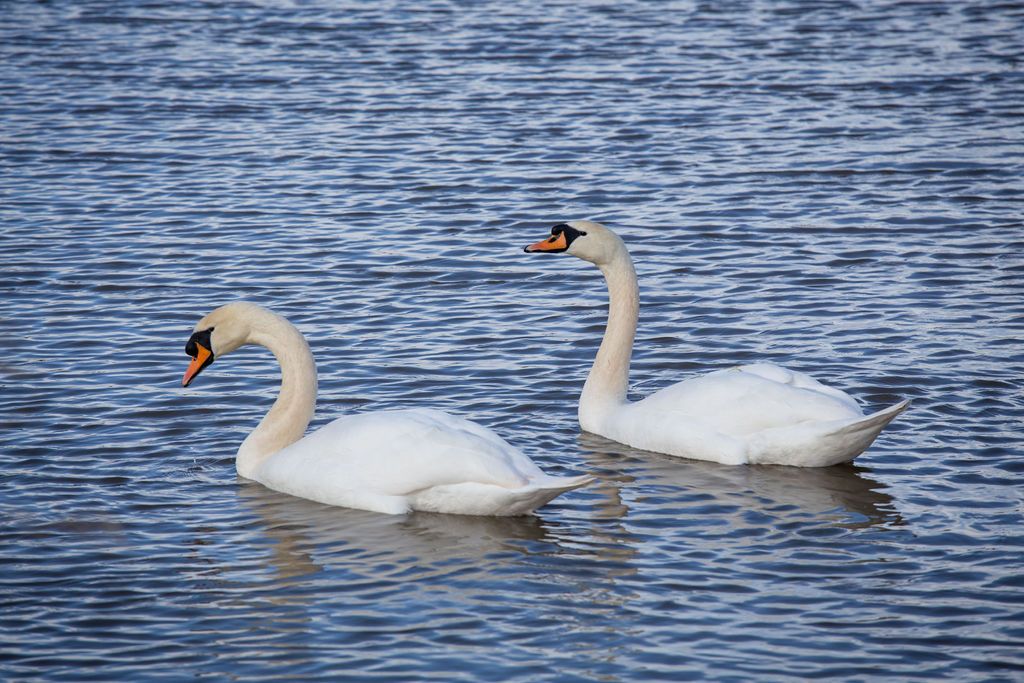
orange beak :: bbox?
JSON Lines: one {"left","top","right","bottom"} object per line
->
{"left": 524, "top": 232, "right": 568, "bottom": 253}
{"left": 182, "top": 343, "right": 213, "bottom": 387}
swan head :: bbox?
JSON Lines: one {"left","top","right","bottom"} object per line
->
{"left": 182, "top": 302, "right": 261, "bottom": 387}
{"left": 523, "top": 220, "right": 625, "bottom": 266}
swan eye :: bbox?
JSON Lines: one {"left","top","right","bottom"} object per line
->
{"left": 551, "top": 224, "right": 587, "bottom": 245}
{"left": 183, "top": 328, "right": 216, "bottom": 388}
{"left": 525, "top": 224, "right": 587, "bottom": 254}
{"left": 185, "top": 327, "right": 214, "bottom": 358}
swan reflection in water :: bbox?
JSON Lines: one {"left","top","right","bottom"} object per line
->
{"left": 233, "top": 467, "right": 639, "bottom": 601}
{"left": 234, "top": 479, "right": 558, "bottom": 581}
{"left": 216, "top": 477, "right": 645, "bottom": 675}
{"left": 205, "top": 434, "right": 898, "bottom": 674}
{"left": 575, "top": 431, "right": 903, "bottom": 530}
{"left": 229, "top": 429, "right": 901, "bottom": 589}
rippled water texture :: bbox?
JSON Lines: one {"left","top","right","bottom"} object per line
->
{"left": 2, "top": 1, "right": 1023, "bottom": 680}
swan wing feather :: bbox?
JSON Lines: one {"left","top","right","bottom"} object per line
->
{"left": 254, "top": 408, "right": 576, "bottom": 513}
{"left": 633, "top": 363, "right": 864, "bottom": 437}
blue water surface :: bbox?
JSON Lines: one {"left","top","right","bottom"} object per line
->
{"left": 2, "top": 1, "right": 1023, "bottom": 680}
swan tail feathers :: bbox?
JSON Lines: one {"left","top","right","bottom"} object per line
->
{"left": 534, "top": 473, "right": 597, "bottom": 492}
{"left": 749, "top": 399, "right": 909, "bottom": 467}
{"left": 513, "top": 474, "right": 597, "bottom": 513}
{"left": 812, "top": 398, "right": 910, "bottom": 466}
{"left": 407, "top": 474, "right": 596, "bottom": 516}
{"left": 831, "top": 401, "right": 913, "bottom": 438}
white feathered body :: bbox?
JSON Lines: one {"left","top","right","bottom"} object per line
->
{"left": 595, "top": 363, "right": 908, "bottom": 467}
{"left": 254, "top": 407, "right": 591, "bottom": 515}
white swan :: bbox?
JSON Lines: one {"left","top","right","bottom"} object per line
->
{"left": 181, "top": 302, "right": 592, "bottom": 515}
{"left": 524, "top": 220, "right": 909, "bottom": 467}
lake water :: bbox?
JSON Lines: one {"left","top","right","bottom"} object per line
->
{"left": 2, "top": 1, "right": 1023, "bottom": 680}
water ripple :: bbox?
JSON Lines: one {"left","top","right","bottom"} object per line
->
{"left": 2, "top": 0, "right": 1024, "bottom": 680}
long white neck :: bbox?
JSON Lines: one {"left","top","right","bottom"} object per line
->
{"left": 235, "top": 311, "right": 317, "bottom": 479}
{"left": 579, "top": 247, "right": 638, "bottom": 431}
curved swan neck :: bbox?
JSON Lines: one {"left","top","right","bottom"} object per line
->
{"left": 579, "top": 247, "right": 638, "bottom": 429}
{"left": 235, "top": 310, "right": 317, "bottom": 479}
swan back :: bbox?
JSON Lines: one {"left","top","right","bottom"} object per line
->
{"left": 254, "top": 408, "right": 586, "bottom": 515}
{"left": 260, "top": 409, "right": 542, "bottom": 495}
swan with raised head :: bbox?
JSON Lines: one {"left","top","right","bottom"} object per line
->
{"left": 181, "top": 302, "right": 592, "bottom": 515}
{"left": 524, "top": 221, "right": 908, "bottom": 467}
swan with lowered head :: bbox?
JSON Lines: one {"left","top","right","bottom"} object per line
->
{"left": 182, "top": 302, "right": 592, "bottom": 515}
{"left": 524, "top": 221, "right": 908, "bottom": 467}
